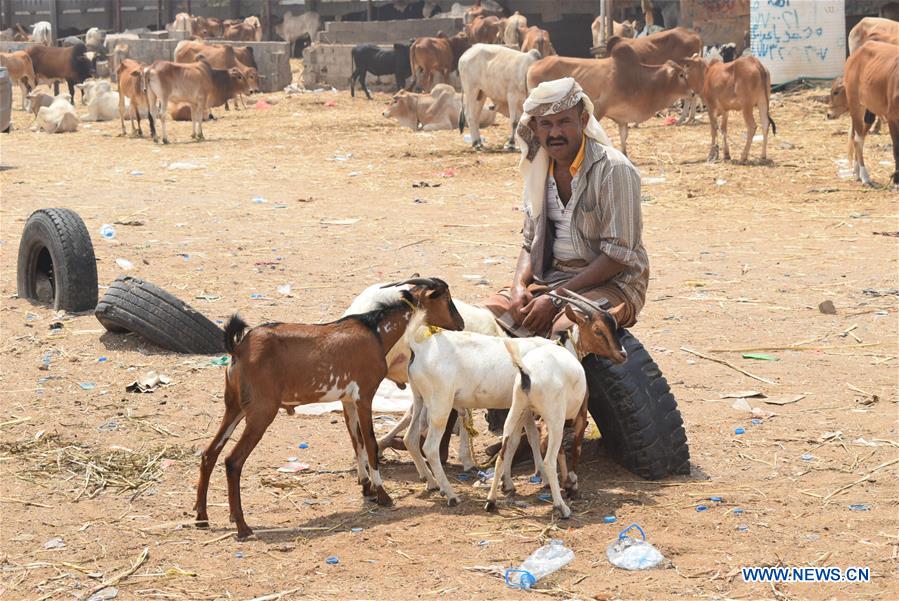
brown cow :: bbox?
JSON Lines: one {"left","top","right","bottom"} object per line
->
{"left": 683, "top": 55, "right": 776, "bottom": 164}
{"left": 144, "top": 57, "right": 215, "bottom": 143}
{"left": 116, "top": 58, "right": 154, "bottom": 138}
{"left": 409, "top": 32, "right": 470, "bottom": 92}
{"left": 174, "top": 40, "right": 260, "bottom": 108}
{"left": 223, "top": 21, "right": 259, "bottom": 42}
{"left": 169, "top": 66, "right": 252, "bottom": 121}
{"left": 383, "top": 83, "right": 495, "bottom": 131}
{"left": 848, "top": 17, "right": 899, "bottom": 54}
{"left": 25, "top": 43, "right": 93, "bottom": 100}
{"left": 827, "top": 41, "right": 899, "bottom": 187}
{"left": 463, "top": 1, "right": 503, "bottom": 26}
{"left": 468, "top": 15, "right": 504, "bottom": 44}
{"left": 527, "top": 43, "right": 691, "bottom": 156}
{"left": 606, "top": 28, "right": 703, "bottom": 122}
{"left": 520, "top": 26, "right": 555, "bottom": 56}
{"left": 0, "top": 50, "right": 36, "bottom": 109}
{"left": 591, "top": 17, "right": 637, "bottom": 49}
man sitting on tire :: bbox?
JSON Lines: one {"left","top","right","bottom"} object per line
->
{"left": 482, "top": 77, "right": 648, "bottom": 337}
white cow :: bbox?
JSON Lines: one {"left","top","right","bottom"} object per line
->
{"left": 503, "top": 11, "right": 528, "bottom": 46}
{"left": 33, "top": 94, "right": 80, "bottom": 133}
{"left": 30, "top": 21, "right": 52, "bottom": 46}
{"left": 384, "top": 83, "right": 496, "bottom": 132}
{"left": 459, "top": 44, "right": 541, "bottom": 149}
{"left": 275, "top": 10, "right": 320, "bottom": 45}
{"left": 74, "top": 79, "right": 109, "bottom": 105}
{"left": 82, "top": 87, "right": 125, "bottom": 122}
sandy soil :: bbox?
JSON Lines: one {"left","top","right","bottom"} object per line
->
{"left": 0, "top": 65, "right": 897, "bottom": 601}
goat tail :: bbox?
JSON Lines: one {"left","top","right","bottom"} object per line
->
{"left": 503, "top": 340, "right": 531, "bottom": 394}
{"left": 768, "top": 114, "right": 776, "bottom": 136}
{"left": 224, "top": 314, "right": 249, "bottom": 354}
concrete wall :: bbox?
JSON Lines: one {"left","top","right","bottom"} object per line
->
{"left": 104, "top": 36, "right": 292, "bottom": 92}
{"left": 0, "top": 40, "right": 36, "bottom": 52}
{"left": 315, "top": 16, "right": 463, "bottom": 44}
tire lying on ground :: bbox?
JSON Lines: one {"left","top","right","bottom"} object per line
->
{"left": 95, "top": 276, "right": 226, "bottom": 354}
{"left": 583, "top": 330, "right": 691, "bottom": 479}
{"left": 17, "top": 208, "right": 98, "bottom": 313}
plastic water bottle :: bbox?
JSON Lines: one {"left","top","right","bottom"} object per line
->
{"left": 505, "top": 539, "right": 574, "bottom": 590}
{"left": 99, "top": 224, "right": 116, "bottom": 240}
{"left": 606, "top": 524, "right": 665, "bottom": 570}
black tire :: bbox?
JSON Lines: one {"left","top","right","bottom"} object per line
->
{"left": 95, "top": 276, "right": 226, "bottom": 354}
{"left": 584, "top": 330, "right": 690, "bottom": 479}
{"left": 16, "top": 208, "right": 98, "bottom": 313}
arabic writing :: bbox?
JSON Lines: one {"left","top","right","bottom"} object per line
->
{"left": 750, "top": 0, "right": 833, "bottom": 63}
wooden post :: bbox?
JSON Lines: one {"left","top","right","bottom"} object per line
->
{"left": 112, "top": 0, "right": 123, "bottom": 33}
{"left": 48, "top": 0, "right": 59, "bottom": 44}
{"left": 605, "top": 0, "right": 613, "bottom": 48}
{"left": 261, "top": 0, "right": 273, "bottom": 42}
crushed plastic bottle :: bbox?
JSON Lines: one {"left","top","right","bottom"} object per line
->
{"left": 606, "top": 523, "right": 665, "bottom": 570}
{"left": 99, "top": 224, "right": 116, "bottom": 240}
{"left": 505, "top": 539, "right": 574, "bottom": 590}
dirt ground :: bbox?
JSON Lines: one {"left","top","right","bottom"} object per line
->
{"left": 0, "top": 63, "right": 897, "bottom": 601}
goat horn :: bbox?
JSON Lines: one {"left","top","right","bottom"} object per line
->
{"left": 560, "top": 289, "right": 605, "bottom": 314}
{"left": 548, "top": 290, "right": 595, "bottom": 316}
{"left": 393, "top": 277, "right": 436, "bottom": 287}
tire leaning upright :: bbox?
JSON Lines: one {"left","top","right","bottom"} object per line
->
{"left": 16, "top": 208, "right": 98, "bottom": 312}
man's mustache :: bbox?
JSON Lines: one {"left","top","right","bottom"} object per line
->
{"left": 547, "top": 137, "right": 567, "bottom": 144}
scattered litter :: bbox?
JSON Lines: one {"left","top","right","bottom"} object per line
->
{"left": 709, "top": 496, "right": 723, "bottom": 503}
{"left": 235, "top": 551, "right": 244, "bottom": 558}
{"left": 852, "top": 438, "right": 882, "bottom": 447}
{"left": 99, "top": 224, "right": 116, "bottom": 240}
{"left": 283, "top": 83, "right": 305, "bottom": 95}
{"left": 763, "top": 394, "right": 805, "bottom": 406}
{"left": 126, "top": 371, "right": 172, "bottom": 393}
{"left": 347, "top": 171, "right": 361, "bottom": 177}
{"left": 483, "top": 258, "right": 502, "bottom": 265}
{"left": 715, "top": 178, "right": 727, "bottom": 186}
{"left": 320, "top": 218, "right": 360, "bottom": 225}
{"left": 818, "top": 300, "right": 837, "bottom": 314}
{"left": 457, "top": 472, "right": 470, "bottom": 481}
{"left": 537, "top": 493, "right": 552, "bottom": 503}
{"left": 848, "top": 504, "right": 870, "bottom": 511}
{"left": 462, "top": 274, "right": 484, "bottom": 280}
{"left": 606, "top": 524, "right": 665, "bottom": 570}
{"left": 277, "top": 461, "right": 310, "bottom": 473}
{"left": 477, "top": 468, "right": 495, "bottom": 481}
{"left": 732, "top": 508, "right": 744, "bottom": 514}
{"left": 750, "top": 418, "right": 763, "bottom": 426}
{"left": 98, "top": 356, "right": 108, "bottom": 363}
{"left": 413, "top": 198, "right": 426, "bottom": 203}
{"left": 731, "top": 398, "right": 753, "bottom": 413}
{"left": 643, "top": 176, "right": 666, "bottom": 185}
{"left": 130, "top": 170, "right": 143, "bottom": 176}
{"left": 97, "top": 419, "right": 119, "bottom": 432}
{"left": 252, "top": 196, "right": 267, "bottom": 204}
{"left": 266, "top": 96, "right": 280, "bottom": 105}
{"left": 351, "top": 527, "right": 363, "bottom": 533}
{"left": 166, "top": 161, "right": 204, "bottom": 171}
{"left": 735, "top": 427, "right": 745, "bottom": 435}
{"left": 210, "top": 356, "right": 229, "bottom": 366}
{"left": 505, "top": 539, "right": 574, "bottom": 590}
{"left": 78, "top": 382, "right": 96, "bottom": 390}
{"left": 298, "top": 442, "right": 309, "bottom": 449}
{"left": 325, "top": 556, "right": 339, "bottom": 564}
{"left": 324, "top": 100, "right": 336, "bottom": 107}
{"left": 742, "top": 353, "right": 778, "bottom": 361}
{"left": 439, "top": 167, "right": 457, "bottom": 177}
{"left": 603, "top": 516, "right": 617, "bottom": 524}
{"left": 695, "top": 505, "right": 709, "bottom": 512}
{"left": 115, "top": 258, "right": 133, "bottom": 271}
{"left": 331, "top": 153, "right": 352, "bottom": 161}
{"left": 249, "top": 293, "right": 266, "bottom": 300}
{"left": 736, "top": 524, "right": 749, "bottom": 532}
{"left": 664, "top": 115, "right": 678, "bottom": 126}
{"left": 529, "top": 475, "right": 542, "bottom": 484}
{"left": 255, "top": 100, "right": 272, "bottom": 110}
{"left": 43, "top": 537, "right": 66, "bottom": 549}
{"left": 277, "top": 284, "right": 292, "bottom": 296}
{"left": 412, "top": 181, "right": 441, "bottom": 188}
{"left": 722, "top": 390, "right": 765, "bottom": 399}
{"left": 87, "top": 587, "right": 118, "bottom": 601}
{"left": 801, "top": 453, "right": 813, "bottom": 461}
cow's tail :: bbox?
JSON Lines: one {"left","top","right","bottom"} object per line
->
{"left": 458, "top": 92, "right": 467, "bottom": 133}
{"left": 761, "top": 62, "right": 776, "bottom": 136}
{"left": 408, "top": 43, "right": 420, "bottom": 90}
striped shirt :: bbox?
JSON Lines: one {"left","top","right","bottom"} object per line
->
{"left": 522, "top": 138, "right": 649, "bottom": 314}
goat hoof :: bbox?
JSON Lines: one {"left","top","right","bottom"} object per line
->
{"left": 376, "top": 489, "right": 394, "bottom": 507}
{"left": 162, "top": 139, "right": 169, "bottom": 145}
{"left": 501, "top": 484, "right": 516, "bottom": 496}
{"left": 236, "top": 529, "right": 253, "bottom": 541}
{"left": 484, "top": 500, "right": 497, "bottom": 513}
{"left": 447, "top": 497, "right": 460, "bottom": 507}
{"left": 426, "top": 481, "right": 440, "bottom": 492}
{"left": 554, "top": 505, "right": 572, "bottom": 520}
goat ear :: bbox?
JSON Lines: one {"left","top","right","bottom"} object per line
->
{"left": 608, "top": 303, "right": 626, "bottom": 323}
{"left": 564, "top": 303, "right": 587, "bottom": 326}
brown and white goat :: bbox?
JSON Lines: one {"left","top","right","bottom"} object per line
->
{"left": 195, "top": 278, "right": 465, "bottom": 539}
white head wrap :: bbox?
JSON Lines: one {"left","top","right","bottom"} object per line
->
{"left": 515, "top": 77, "right": 611, "bottom": 218}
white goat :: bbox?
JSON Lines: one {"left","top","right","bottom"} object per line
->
{"left": 404, "top": 290, "right": 628, "bottom": 517}
{"left": 343, "top": 282, "right": 518, "bottom": 472}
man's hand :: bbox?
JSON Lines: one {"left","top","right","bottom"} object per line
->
{"left": 509, "top": 284, "right": 533, "bottom": 324}
{"left": 521, "top": 295, "right": 557, "bottom": 334}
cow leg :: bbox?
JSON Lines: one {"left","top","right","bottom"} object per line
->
{"left": 617, "top": 121, "right": 629, "bottom": 156}
{"left": 505, "top": 92, "right": 522, "bottom": 150}
{"left": 224, "top": 99, "right": 230, "bottom": 111}
{"left": 720, "top": 111, "right": 731, "bottom": 160}
{"left": 465, "top": 91, "right": 485, "bottom": 148}
{"left": 889, "top": 121, "right": 899, "bottom": 188}
{"left": 707, "top": 109, "right": 719, "bottom": 162}
{"left": 851, "top": 118, "right": 872, "bottom": 186}
{"left": 118, "top": 91, "right": 127, "bottom": 136}
{"left": 196, "top": 95, "right": 206, "bottom": 141}
{"left": 740, "top": 105, "right": 756, "bottom": 163}
{"left": 53, "top": 80, "right": 59, "bottom": 96}
{"left": 146, "top": 105, "right": 156, "bottom": 141}
{"left": 361, "top": 70, "right": 373, "bottom": 101}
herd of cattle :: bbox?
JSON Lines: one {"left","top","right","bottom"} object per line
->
{"left": 0, "top": 5, "right": 897, "bottom": 186}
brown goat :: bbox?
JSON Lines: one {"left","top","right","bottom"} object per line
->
{"left": 195, "top": 278, "right": 465, "bottom": 539}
